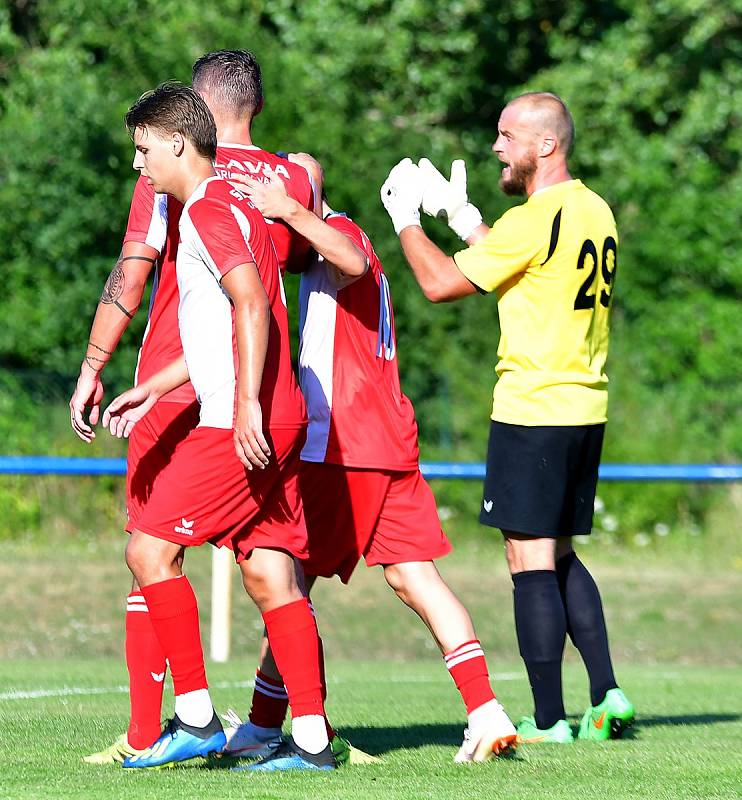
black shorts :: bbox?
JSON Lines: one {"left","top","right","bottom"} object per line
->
{"left": 479, "top": 420, "right": 605, "bottom": 537}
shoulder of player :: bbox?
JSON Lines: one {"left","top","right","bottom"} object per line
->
{"left": 184, "top": 180, "right": 255, "bottom": 226}
{"left": 326, "top": 212, "right": 376, "bottom": 254}
{"left": 579, "top": 182, "right": 616, "bottom": 217}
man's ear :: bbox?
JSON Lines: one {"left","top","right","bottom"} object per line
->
{"left": 540, "top": 134, "right": 557, "bottom": 157}
{"left": 254, "top": 98, "right": 265, "bottom": 118}
{"left": 172, "top": 132, "right": 185, "bottom": 157}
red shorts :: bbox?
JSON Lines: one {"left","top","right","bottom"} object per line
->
{"left": 300, "top": 463, "right": 451, "bottom": 583}
{"left": 133, "top": 425, "right": 307, "bottom": 563}
{"left": 126, "top": 400, "right": 201, "bottom": 531}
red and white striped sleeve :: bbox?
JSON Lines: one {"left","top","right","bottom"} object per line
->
{"left": 122, "top": 175, "right": 169, "bottom": 254}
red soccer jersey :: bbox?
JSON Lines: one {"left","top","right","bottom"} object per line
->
{"left": 298, "top": 212, "right": 419, "bottom": 470}
{"left": 214, "top": 143, "right": 315, "bottom": 274}
{"left": 179, "top": 177, "right": 305, "bottom": 430}
{"left": 123, "top": 144, "right": 314, "bottom": 402}
{"left": 123, "top": 176, "right": 194, "bottom": 403}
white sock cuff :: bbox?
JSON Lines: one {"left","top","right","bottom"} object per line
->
{"left": 126, "top": 593, "right": 148, "bottom": 613}
{"left": 444, "top": 640, "right": 485, "bottom": 670}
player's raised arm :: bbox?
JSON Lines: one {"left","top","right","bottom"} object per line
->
{"left": 221, "top": 262, "right": 272, "bottom": 470}
{"left": 241, "top": 172, "right": 367, "bottom": 288}
{"left": 69, "top": 241, "right": 156, "bottom": 442}
{"left": 380, "top": 159, "right": 477, "bottom": 303}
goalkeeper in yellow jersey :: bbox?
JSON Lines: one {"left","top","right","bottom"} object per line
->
{"left": 380, "top": 92, "right": 634, "bottom": 744}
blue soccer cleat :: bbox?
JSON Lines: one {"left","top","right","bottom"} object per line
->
{"left": 233, "top": 737, "right": 336, "bottom": 772}
{"left": 123, "top": 713, "right": 226, "bottom": 769}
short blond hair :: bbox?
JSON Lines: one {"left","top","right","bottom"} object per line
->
{"left": 510, "top": 92, "right": 574, "bottom": 155}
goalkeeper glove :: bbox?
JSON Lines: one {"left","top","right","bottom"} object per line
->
{"left": 418, "top": 157, "right": 483, "bottom": 240}
{"left": 380, "top": 158, "right": 423, "bottom": 235}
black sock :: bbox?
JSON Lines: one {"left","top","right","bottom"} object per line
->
{"left": 556, "top": 551, "right": 618, "bottom": 706}
{"left": 512, "top": 570, "right": 567, "bottom": 730}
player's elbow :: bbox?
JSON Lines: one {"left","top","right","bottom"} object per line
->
{"left": 347, "top": 247, "right": 368, "bottom": 277}
{"left": 423, "top": 281, "right": 454, "bottom": 304}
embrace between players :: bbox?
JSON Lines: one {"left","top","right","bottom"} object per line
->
{"left": 69, "top": 49, "right": 633, "bottom": 774}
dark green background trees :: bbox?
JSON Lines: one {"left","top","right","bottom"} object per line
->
{"left": 1, "top": 0, "right": 739, "bottom": 537}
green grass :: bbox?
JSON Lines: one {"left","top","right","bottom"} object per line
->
{"left": 0, "top": 660, "right": 740, "bottom": 799}
{"left": 1, "top": 539, "right": 740, "bottom": 798}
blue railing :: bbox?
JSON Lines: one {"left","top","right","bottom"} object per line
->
{"left": 0, "top": 456, "right": 740, "bottom": 481}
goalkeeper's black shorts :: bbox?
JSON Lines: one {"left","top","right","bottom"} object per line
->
{"left": 479, "top": 420, "right": 605, "bottom": 537}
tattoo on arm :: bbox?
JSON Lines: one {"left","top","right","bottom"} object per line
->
{"left": 84, "top": 356, "right": 103, "bottom": 372}
{"left": 101, "top": 259, "right": 125, "bottom": 304}
{"left": 100, "top": 255, "right": 136, "bottom": 319}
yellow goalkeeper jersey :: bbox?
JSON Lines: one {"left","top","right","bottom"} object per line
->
{"left": 454, "top": 179, "right": 617, "bottom": 426}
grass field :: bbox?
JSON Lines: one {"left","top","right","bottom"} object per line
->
{"left": 1, "top": 537, "right": 740, "bottom": 799}
{"left": 1, "top": 661, "right": 740, "bottom": 799}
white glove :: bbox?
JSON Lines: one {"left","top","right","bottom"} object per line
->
{"left": 380, "top": 158, "right": 423, "bottom": 235}
{"left": 418, "top": 157, "right": 483, "bottom": 240}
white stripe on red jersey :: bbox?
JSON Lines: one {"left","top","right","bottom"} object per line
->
{"left": 178, "top": 177, "right": 305, "bottom": 430}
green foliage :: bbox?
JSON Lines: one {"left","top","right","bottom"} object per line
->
{"left": 0, "top": 0, "right": 739, "bottom": 538}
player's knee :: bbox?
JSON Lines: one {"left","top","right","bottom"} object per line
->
{"left": 125, "top": 535, "right": 147, "bottom": 577}
{"left": 383, "top": 563, "right": 404, "bottom": 592}
{"left": 384, "top": 564, "right": 419, "bottom": 607}
{"left": 504, "top": 534, "right": 556, "bottom": 573}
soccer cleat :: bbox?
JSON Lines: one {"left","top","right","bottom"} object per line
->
{"left": 331, "top": 733, "right": 380, "bottom": 765}
{"left": 219, "top": 709, "right": 283, "bottom": 759}
{"left": 516, "top": 716, "right": 574, "bottom": 744}
{"left": 83, "top": 733, "right": 146, "bottom": 764}
{"left": 122, "top": 712, "right": 226, "bottom": 768}
{"left": 233, "top": 737, "right": 336, "bottom": 772}
{"left": 454, "top": 704, "right": 518, "bottom": 763}
{"left": 578, "top": 688, "right": 635, "bottom": 741}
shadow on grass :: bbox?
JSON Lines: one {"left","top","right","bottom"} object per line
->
{"left": 633, "top": 713, "right": 741, "bottom": 728}
{"left": 341, "top": 713, "right": 742, "bottom": 753}
{"left": 202, "top": 713, "right": 742, "bottom": 769}
{"left": 339, "top": 724, "right": 496, "bottom": 755}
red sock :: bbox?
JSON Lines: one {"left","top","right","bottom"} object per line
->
{"left": 125, "top": 592, "right": 167, "bottom": 749}
{"left": 444, "top": 639, "right": 496, "bottom": 714}
{"left": 263, "top": 599, "right": 324, "bottom": 719}
{"left": 140, "top": 576, "right": 207, "bottom": 696}
{"left": 248, "top": 669, "right": 289, "bottom": 729}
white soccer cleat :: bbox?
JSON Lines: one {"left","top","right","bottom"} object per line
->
{"left": 220, "top": 709, "right": 283, "bottom": 759}
{"left": 454, "top": 703, "right": 518, "bottom": 763}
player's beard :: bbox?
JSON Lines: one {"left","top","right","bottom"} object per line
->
{"left": 500, "top": 150, "right": 538, "bottom": 196}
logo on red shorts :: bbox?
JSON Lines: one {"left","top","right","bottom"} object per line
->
{"left": 174, "top": 517, "right": 195, "bottom": 536}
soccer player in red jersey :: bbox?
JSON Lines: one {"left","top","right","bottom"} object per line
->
{"left": 69, "top": 50, "right": 318, "bottom": 764}
{"left": 230, "top": 154, "right": 518, "bottom": 763}
{"left": 98, "top": 82, "right": 334, "bottom": 772}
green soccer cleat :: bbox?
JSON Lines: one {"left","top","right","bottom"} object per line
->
{"left": 83, "top": 733, "right": 146, "bottom": 764}
{"left": 578, "top": 688, "right": 635, "bottom": 741}
{"left": 516, "top": 716, "right": 574, "bottom": 744}
{"left": 331, "top": 733, "right": 380, "bottom": 766}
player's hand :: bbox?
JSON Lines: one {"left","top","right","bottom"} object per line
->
{"left": 380, "top": 158, "right": 423, "bottom": 235}
{"left": 232, "top": 173, "right": 296, "bottom": 220}
{"left": 70, "top": 366, "right": 105, "bottom": 443}
{"left": 102, "top": 384, "right": 158, "bottom": 439}
{"left": 418, "top": 158, "right": 483, "bottom": 241}
{"left": 234, "top": 398, "right": 271, "bottom": 470}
